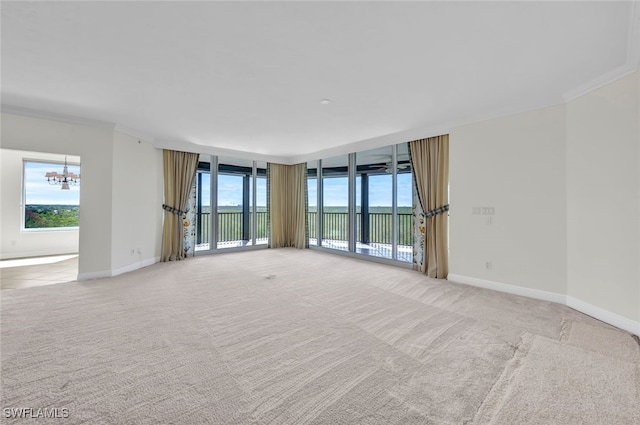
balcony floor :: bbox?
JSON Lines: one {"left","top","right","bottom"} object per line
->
{"left": 310, "top": 239, "right": 413, "bottom": 263}
{"left": 195, "top": 238, "right": 269, "bottom": 252}
{"left": 196, "top": 239, "right": 413, "bottom": 263}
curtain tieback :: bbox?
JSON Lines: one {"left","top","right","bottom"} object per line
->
{"left": 423, "top": 204, "right": 449, "bottom": 218}
{"left": 162, "top": 204, "right": 185, "bottom": 216}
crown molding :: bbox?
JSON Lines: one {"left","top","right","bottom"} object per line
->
{"left": 562, "top": 62, "right": 638, "bottom": 103}
{"left": 288, "top": 122, "right": 451, "bottom": 165}
{"left": 153, "top": 138, "right": 290, "bottom": 165}
{"left": 1, "top": 104, "right": 116, "bottom": 130}
{"left": 114, "top": 124, "right": 155, "bottom": 144}
{"left": 626, "top": 0, "right": 640, "bottom": 68}
{"left": 290, "top": 97, "right": 569, "bottom": 165}
{"left": 562, "top": 1, "right": 640, "bottom": 103}
{"left": 5, "top": 0, "right": 639, "bottom": 163}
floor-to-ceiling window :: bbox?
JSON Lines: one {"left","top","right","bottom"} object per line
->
{"left": 192, "top": 144, "right": 412, "bottom": 261}
{"left": 195, "top": 154, "right": 212, "bottom": 252}
{"left": 396, "top": 143, "right": 413, "bottom": 262}
{"left": 217, "top": 157, "right": 250, "bottom": 249}
{"left": 194, "top": 155, "right": 268, "bottom": 254}
{"left": 307, "top": 160, "right": 318, "bottom": 246}
{"left": 308, "top": 142, "right": 413, "bottom": 264}
{"left": 250, "top": 161, "right": 268, "bottom": 245}
{"left": 321, "top": 155, "right": 349, "bottom": 251}
{"left": 355, "top": 146, "right": 393, "bottom": 259}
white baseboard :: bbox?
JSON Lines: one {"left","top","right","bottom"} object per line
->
{"left": 110, "top": 256, "right": 159, "bottom": 277}
{"left": 447, "top": 274, "right": 567, "bottom": 305}
{"left": 447, "top": 274, "right": 639, "bottom": 336}
{"left": 77, "top": 257, "right": 159, "bottom": 281}
{"left": 76, "top": 270, "right": 111, "bottom": 281}
{"left": 566, "top": 296, "right": 640, "bottom": 337}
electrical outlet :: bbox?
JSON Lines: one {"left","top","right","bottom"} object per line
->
{"left": 136, "top": 248, "right": 141, "bottom": 255}
{"left": 130, "top": 248, "right": 135, "bottom": 255}
{"left": 472, "top": 207, "right": 481, "bottom": 215}
{"left": 485, "top": 261, "right": 492, "bottom": 270}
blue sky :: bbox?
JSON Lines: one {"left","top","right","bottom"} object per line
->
{"left": 308, "top": 174, "right": 412, "bottom": 207}
{"left": 196, "top": 173, "right": 412, "bottom": 207}
{"left": 27, "top": 161, "right": 411, "bottom": 208}
{"left": 200, "top": 174, "right": 267, "bottom": 207}
{"left": 25, "top": 161, "right": 81, "bottom": 205}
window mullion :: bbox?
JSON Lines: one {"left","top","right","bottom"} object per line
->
{"left": 348, "top": 153, "right": 356, "bottom": 252}
{"left": 392, "top": 145, "right": 398, "bottom": 261}
{"left": 210, "top": 155, "right": 218, "bottom": 251}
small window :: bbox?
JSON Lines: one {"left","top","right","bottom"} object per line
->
{"left": 23, "top": 159, "right": 80, "bottom": 230}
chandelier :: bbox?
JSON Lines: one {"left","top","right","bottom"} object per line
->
{"left": 45, "top": 157, "right": 80, "bottom": 190}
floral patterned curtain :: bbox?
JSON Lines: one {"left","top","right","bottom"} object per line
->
{"left": 182, "top": 179, "right": 197, "bottom": 257}
{"left": 412, "top": 182, "right": 425, "bottom": 270}
{"left": 409, "top": 135, "right": 449, "bottom": 278}
{"left": 160, "top": 149, "right": 199, "bottom": 262}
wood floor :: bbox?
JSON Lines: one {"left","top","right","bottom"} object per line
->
{"left": 0, "top": 254, "right": 78, "bottom": 290}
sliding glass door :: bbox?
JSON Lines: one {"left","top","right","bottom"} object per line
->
{"left": 396, "top": 143, "right": 413, "bottom": 262}
{"left": 355, "top": 146, "right": 394, "bottom": 259}
{"left": 217, "top": 157, "right": 249, "bottom": 249}
{"left": 307, "top": 160, "right": 318, "bottom": 246}
{"left": 194, "top": 155, "right": 269, "bottom": 254}
{"left": 308, "top": 142, "right": 413, "bottom": 263}
{"left": 195, "top": 154, "right": 212, "bottom": 252}
{"left": 251, "top": 161, "right": 268, "bottom": 245}
{"left": 194, "top": 143, "right": 412, "bottom": 261}
{"left": 321, "top": 155, "right": 349, "bottom": 251}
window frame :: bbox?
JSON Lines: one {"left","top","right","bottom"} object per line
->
{"left": 308, "top": 142, "right": 414, "bottom": 266}
{"left": 22, "top": 158, "right": 81, "bottom": 232}
{"left": 194, "top": 155, "right": 268, "bottom": 255}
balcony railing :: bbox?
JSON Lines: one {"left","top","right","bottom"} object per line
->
{"left": 309, "top": 212, "right": 413, "bottom": 246}
{"left": 196, "top": 211, "right": 412, "bottom": 247}
{"left": 197, "top": 212, "right": 268, "bottom": 244}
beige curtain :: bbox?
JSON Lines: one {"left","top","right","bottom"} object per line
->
{"left": 410, "top": 135, "right": 449, "bottom": 278}
{"left": 269, "top": 163, "right": 307, "bottom": 248}
{"left": 161, "top": 149, "right": 199, "bottom": 262}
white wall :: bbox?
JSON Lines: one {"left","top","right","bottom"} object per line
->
{"left": 0, "top": 149, "right": 80, "bottom": 259}
{"left": 1, "top": 113, "right": 114, "bottom": 277}
{"left": 449, "top": 71, "right": 640, "bottom": 334}
{"left": 1, "top": 115, "right": 165, "bottom": 278}
{"left": 449, "top": 104, "right": 567, "bottom": 298}
{"left": 566, "top": 71, "right": 639, "bottom": 324}
{"left": 110, "top": 131, "right": 163, "bottom": 273}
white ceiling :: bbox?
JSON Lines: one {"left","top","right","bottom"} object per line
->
{"left": 1, "top": 1, "right": 637, "bottom": 163}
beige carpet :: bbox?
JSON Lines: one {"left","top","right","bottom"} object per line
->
{"left": 1, "top": 249, "right": 638, "bottom": 424}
